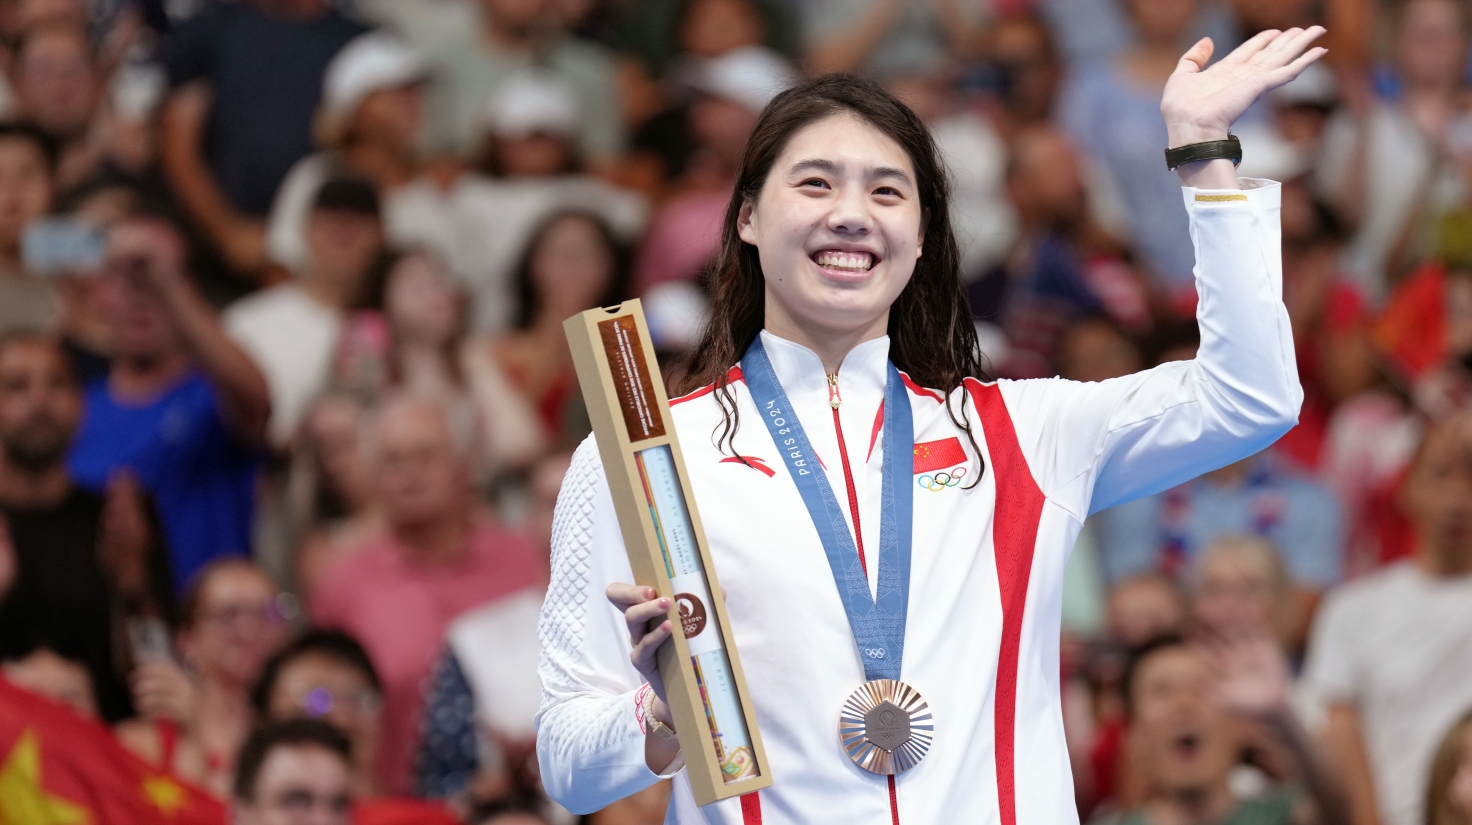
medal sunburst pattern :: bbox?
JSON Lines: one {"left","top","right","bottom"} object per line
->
{"left": 839, "top": 679, "right": 934, "bottom": 775}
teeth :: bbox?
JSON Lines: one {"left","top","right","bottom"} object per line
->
{"left": 814, "top": 250, "right": 874, "bottom": 272}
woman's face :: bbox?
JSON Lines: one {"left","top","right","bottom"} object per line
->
{"left": 386, "top": 253, "right": 462, "bottom": 346}
{"left": 531, "top": 216, "right": 615, "bottom": 319}
{"left": 268, "top": 652, "right": 383, "bottom": 775}
{"left": 1191, "top": 547, "right": 1281, "bottom": 638}
{"left": 182, "top": 565, "right": 289, "bottom": 688}
{"left": 1397, "top": 0, "right": 1468, "bottom": 88}
{"left": 737, "top": 112, "right": 923, "bottom": 346}
{"left": 306, "top": 397, "right": 372, "bottom": 511}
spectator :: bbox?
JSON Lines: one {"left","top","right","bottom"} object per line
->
{"left": 1425, "top": 709, "right": 1472, "bottom": 825}
{"left": 974, "top": 14, "right": 1064, "bottom": 135}
{"left": 1059, "top": 0, "right": 1201, "bottom": 293}
{"left": 0, "top": 332, "right": 172, "bottom": 723}
{"left": 66, "top": 214, "right": 269, "bottom": 589}
{"left": 1115, "top": 635, "right": 1345, "bottom": 825}
{"left": 416, "top": 452, "right": 567, "bottom": 803}
{"left": 424, "top": 0, "right": 624, "bottom": 172}
{"left": 232, "top": 718, "right": 353, "bottom": 825}
{"left": 226, "top": 177, "right": 385, "bottom": 448}
{"left": 1272, "top": 181, "right": 1375, "bottom": 471}
{"left": 613, "top": 0, "right": 800, "bottom": 79}
{"left": 1301, "top": 412, "right": 1472, "bottom": 825}
{"left": 1189, "top": 535, "right": 1295, "bottom": 649}
{"left": 159, "top": 0, "right": 366, "bottom": 278}
{"left": 332, "top": 249, "right": 545, "bottom": 474}
{"left": 309, "top": 393, "right": 544, "bottom": 794}
{"left": 288, "top": 392, "right": 383, "bottom": 595}
{"left": 631, "top": 45, "right": 792, "bottom": 292}
{"left": 393, "top": 68, "right": 646, "bottom": 332}
{"left": 1108, "top": 574, "right": 1187, "bottom": 650}
{"left": 252, "top": 630, "right": 385, "bottom": 798}
{"left": 1055, "top": 317, "right": 1145, "bottom": 385}
{"left": 11, "top": 23, "right": 147, "bottom": 193}
{"left": 1316, "top": 0, "right": 1472, "bottom": 301}
{"left": 490, "top": 212, "right": 630, "bottom": 446}
{"left": 0, "top": 123, "right": 60, "bottom": 335}
{"left": 802, "top": 0, "right": 986, "bottom": 78}
{"left": 1097, "top": 450, "right": 1342, "bottom": 622}
{"left": 266, "top": 32, "right": 430, "bottom": 276}
{"left": 973, "top": 125, "right": 1148, "bottom": 377}
{"left": 120, "top": 558, "right": 291, "bottom": 795}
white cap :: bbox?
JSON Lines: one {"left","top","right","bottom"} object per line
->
{"left": 481, "top": 69, "right": 579, "bottom": 139}
{"left": 687, "top": 46, "right": 797, "bottom": 113}
{"left": 320, "top": 33, "right": 429, "bottom": 133}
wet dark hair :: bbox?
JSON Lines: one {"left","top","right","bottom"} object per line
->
{"left": 510, "top": 210, "right": 631, "bottom": 330}
{"left": 249, "top": 629, "right": 381, "bottom": 715}
{"left": 234, "top": 718, "right": 352, "bottom": 801}
{"left": 677, "top": 74, "right": 989, "bottom": 476}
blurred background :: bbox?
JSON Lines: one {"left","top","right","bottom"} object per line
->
{"left": 1, "top": 0, "right": 1471, "bottom": 823}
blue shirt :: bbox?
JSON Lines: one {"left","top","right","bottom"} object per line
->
{"left": 68, "top": 372, "right": 258, "bottom": 592}
{"left": 1095, "top": 457, "right": 1343, "bottom": 587}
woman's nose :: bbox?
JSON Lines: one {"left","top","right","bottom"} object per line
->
{"left": 826, "top": 188, "right": 874, "bottom": 235}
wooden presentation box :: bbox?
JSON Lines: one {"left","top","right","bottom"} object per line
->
{"left": 564, "top": 301, "right": 772, "bottom": 806}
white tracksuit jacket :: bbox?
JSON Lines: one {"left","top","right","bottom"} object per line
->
{"left": 536, "top": 179, "right": 1301, "bottom": 824}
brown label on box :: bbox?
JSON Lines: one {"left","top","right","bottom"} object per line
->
{"left": 598, "top": 315, "right": 666, "bottom": 442}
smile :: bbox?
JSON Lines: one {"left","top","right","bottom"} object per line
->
{"left": 812, "top": 250, "right": 876, "bottom": 273}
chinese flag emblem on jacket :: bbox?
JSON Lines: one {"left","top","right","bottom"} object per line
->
{"left": 0, "top": 676, "right": 225, "bottom": 825}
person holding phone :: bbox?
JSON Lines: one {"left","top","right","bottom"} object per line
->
{"left": 538, "top": 28, "right": 1325, "bottom": 824}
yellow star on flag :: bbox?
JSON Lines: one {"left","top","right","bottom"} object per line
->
{"left": 141, "top": 774, "right": 187, "bottom": 817}
{"left": 0, "top": 730, "right": 92, "bottom": 824}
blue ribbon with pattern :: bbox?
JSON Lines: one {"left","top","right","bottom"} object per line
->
{"left": 740, "top": 337, "right": 913, "bottom": 682}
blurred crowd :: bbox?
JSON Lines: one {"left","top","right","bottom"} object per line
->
{"left": 0, "top": 0, "right": 1469, "bottom": 823}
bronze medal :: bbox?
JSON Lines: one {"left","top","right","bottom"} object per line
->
{"left": 838, "top": 679, "right": 934, "bottom": 775}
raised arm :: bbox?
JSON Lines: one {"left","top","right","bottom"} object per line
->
{"left": 996, "top": 28, "right": 1326, "bottom": 519}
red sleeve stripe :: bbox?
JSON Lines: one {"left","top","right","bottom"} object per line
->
{"left": 966, "top": 378, "right": 1044, "bottom": 825}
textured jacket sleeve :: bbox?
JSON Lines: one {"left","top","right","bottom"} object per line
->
{"left": 998, "top": 179, "right": 1303, "bottom": 521}
{"left": 535, "top": 436, "right": 666, "bottom": 814}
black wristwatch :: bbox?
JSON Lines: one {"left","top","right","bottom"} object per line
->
{"left": 1164, "top": 135, "right": 1242, "bottom": 171}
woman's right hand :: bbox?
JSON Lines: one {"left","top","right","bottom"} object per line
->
{"left": 606, "top": 583, "right": 676, "bottom": 731}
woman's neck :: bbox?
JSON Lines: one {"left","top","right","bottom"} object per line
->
{"left": 762, "top": 295, "right": 888, "bottom": 374}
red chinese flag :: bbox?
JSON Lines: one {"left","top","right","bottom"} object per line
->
{"left": 353, "top": 798, "right": 461, "bottom": 825}
{"left": 913, "top": 437, "right": 968, "bottom": 474}
{"left": 0, "top": 676, "right": 226, "bottom": 825}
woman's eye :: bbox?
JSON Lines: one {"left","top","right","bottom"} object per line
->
{"left": 801, "top": 178, "right": 829, "bottom": 189}
{"left": 874, "top": 187, "right": 900, "bottom": 197}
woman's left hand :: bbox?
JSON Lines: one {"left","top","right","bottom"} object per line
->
{"left": 1161, "top": 27, "right": 1328, "bottom": 149}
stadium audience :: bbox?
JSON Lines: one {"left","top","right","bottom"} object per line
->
{"left": 309, "top": 392, "right": 543, "bottom": 794}
{"left": 66, "top": 214, "right": 268, "bottom": 589}
{"left": 1302, "top": 412, "right": 1472, "bottom": 825}
{"left": 0, "top": 332, "right": 171, "bottom": 723}
{"left": 0, "top": 1, "right": 1464, "bottom": 822}
{"left": 225, "top": 176, "right": 385, "bottom": 448}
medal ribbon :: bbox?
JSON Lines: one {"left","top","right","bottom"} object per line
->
{"left": 741, "top": 337, "right": 913, "bottom": 682}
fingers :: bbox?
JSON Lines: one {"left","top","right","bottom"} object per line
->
{"left": 1266, "top": 46, "right": 1329, "bottom": 87}
{"left": 606, "top": 582, "right": 657, "bottom": 610}
{"left": 630, "top": 619, "right": 673, "bottom": 673}
{"left": 1259, "top": 25, "right": 1326, "bottom": 66}
{"left": 625, "top": 596, "right": 672, "bottom": 644}
{"left": 1221, "top": 28, "right": 1282, "bottom": 65}
{"left": 1175, "top": 37, "right": 1214, "bottom": 74}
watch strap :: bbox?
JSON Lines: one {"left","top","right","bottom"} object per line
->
{"left": 1164, "top": 135, "right": 1242, "bottom": 170}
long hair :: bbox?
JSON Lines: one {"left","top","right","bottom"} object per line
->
{"left": 678, "top": 73, "right": 990, "bottom": 475}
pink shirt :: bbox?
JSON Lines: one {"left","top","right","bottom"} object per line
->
{"left": 310, "top": 518, "right": 544, "bottom": 794}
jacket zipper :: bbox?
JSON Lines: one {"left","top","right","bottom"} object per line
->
{"left": 829, "top": 372, "right": 902, "bottom": 824}
{"left": 828, "top": 373, "right": 867, "bottom": 575}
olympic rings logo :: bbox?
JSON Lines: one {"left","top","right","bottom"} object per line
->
{"left": 917, "top": 467, "right": 966, "bottom": 491}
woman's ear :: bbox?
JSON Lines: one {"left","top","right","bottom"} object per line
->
{"left": 737, "top": 198, "right": 758, "bottom": 246}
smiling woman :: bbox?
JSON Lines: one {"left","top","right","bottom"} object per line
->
{"left": 538, "top": 28, "right": 1327, "bottom": 825}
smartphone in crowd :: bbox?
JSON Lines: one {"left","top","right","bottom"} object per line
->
{"left": 21, "top": 218, "right": 105, "bottom": 277}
